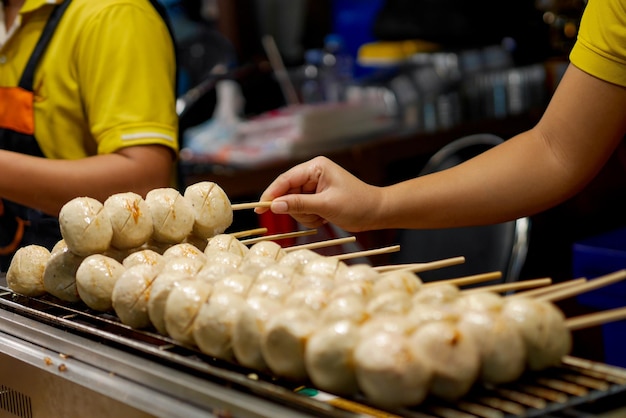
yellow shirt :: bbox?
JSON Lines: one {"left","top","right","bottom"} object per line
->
{"left": 0, "top": 0, "right": 179, "bottom": 159}
{"left": 570, "top": 0, "right": 626, "bottom": 88}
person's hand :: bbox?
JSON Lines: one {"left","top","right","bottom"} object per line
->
{"left": 256, "top": 156, "right": 383, "bottom": 231}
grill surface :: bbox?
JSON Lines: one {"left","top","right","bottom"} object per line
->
{"left": 1, "top": 281, "right": 625, "bottom": 418}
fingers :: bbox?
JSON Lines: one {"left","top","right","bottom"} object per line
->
{"left": 256, "top": 157, "right": 329, "bottom": 214}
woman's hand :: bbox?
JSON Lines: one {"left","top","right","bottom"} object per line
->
{"left": 256, "top": 156, "right": 383, "bottom": 232}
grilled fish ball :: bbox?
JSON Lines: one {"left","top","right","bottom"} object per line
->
{"left": 212, "top": 273, "right": 254, "bottom": 296}
{"left": 43, "top": 242, "right": 85, "bottom": 302}
{"left": 458, "top": 308, "right": 526, "bottom": 384}
{"left": 246, "top": 277, "right": 293, "bottom": 302}
{"left": 76, "top": 254, "right": 126, "bottom": 311}
{"left": 366, "top": 290, "right": 412, "bottom": 316}
{"left": 371, "top": 270, "right": 422, "bottom": 296}
{"left": 111, "top": 263, "right": 161, "bottom": 328}
{"left": 261, "top": 306, "right": 320, "bottom": 380}
{"left": 277, "top": 248, "right": 323, "bottom": 272}
{"left": 160, "top": 255, "right": 205, "bottom": 278}
{"left": 238, "top": 255, "right": 278, "bottom": 278}
{"left": 301, "top": 257, "right": 347, "bottom": 280}
{"left": 246, "top": 240, "right": 286, "bottom": 261}
{"left": 193, "top": 290, "right": 246, "bottom": 360}
{"left": 59, "top": 196, "right": 113, "bottom": 256}
{"left": 328, "top": 281, "right": 374, "bottom": 301}
{"left": 233, "top": 296, "right": 283, "bottom": 370}
{"left": 320, "top": 295, "right": 368, "bottom": 325}
{"left": 103, "top": 192, "right": 153, "bottom": 250}
{"left": 409, "top": 320, "right": 480, "bottom": 401}
{"left": 284, "top": 287, "right": 330, "bottom": 312}
{"left": 184, "top": 181, "right": 232, "bottom": 239}
{"left": 148, "top": 271, "right": 194, "bottom": 335}
{"left": 334, "top": 263, "right": 380, "bottom": 285}
{"left": 305, "top": 320, "right": 360, "bottom": 396}
{"left": 6, "top": 245, "right": 51, "bottom": 297}
{"left": 122, "top": 248, "right": 166, "bottom": 270}
{"left": 163, "top": 242, "right": 207, "bottom": 263}
{"left": 255, "top": 264, "right": 297, "bottom": 285}
{"left": 205, "top": 233, "right": 249, "bottom": 257}
{"left": 502, "top": 296, "right": 572, "bottom": 371}
{"left": 354, "top": 329, "right": 432, "bottom": 408}
{"left": 145, "top": 188, "right": 195, "bottom": 244}
{"left": 454, "top": 291, "right": 526, "bottom": 384}
{"left": 412, "top": 282, "right": 460, "bottom": 306}
{"left": 164, "top": 278, "right": 213, "bottom": 346}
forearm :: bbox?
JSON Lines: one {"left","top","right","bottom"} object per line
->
{"left": 372, "top": 65, "right": 626, "bottom": 230}
{"left": 0, "top": 145, "right": 173, "bottom": 216}
{"left": 374, "top": 132, "right": 579, "bottom": 229}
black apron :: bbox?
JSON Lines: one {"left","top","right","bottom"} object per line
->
{"left": 0, "top": 0, "right": 177, "bottom": 271}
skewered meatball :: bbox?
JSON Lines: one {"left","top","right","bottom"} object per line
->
{"left": 145, "top": 188, "right": 195, "bottom": 244}
{"left": 76, "top": 254, "right": 126, "bottom": 311}
{"left": 305, "top": 320, "right": 361, "bottom": 396}
{"left": 103, "top": 192, "right": 153, "bottom": 250}
{"left": 111, "top": 263, "right": 161, "bottom": 328}
{"left": 193, "top": 290, "right": 247, "bottom": 360}
{"left": 59, "top": 197, "right": 113, "bottom": 256}
{"left": 409, "top": 320, "right": 480, "bottom": 401}
{"left": 354, "top": 329, "right": 433, "bottom": 408}
{"left": 502, "top": 296, "right": 572, "bottom": 371}
{"left": 42, "top": 242, "right": 85, "bottom": 302}
{"left": 261, "top": 306, "right": 320, "bottom": 380}
{"left": 184, "top": 181, "right": 233, "bottom": 239}
{"left": 6, "top": 245, "right": 51, "bottom": 297}
{"left": 232, "top": 296, "right": 283, "bottom": 370}
{"left": 164, "top": 278, "right": 213, "bottom": 346}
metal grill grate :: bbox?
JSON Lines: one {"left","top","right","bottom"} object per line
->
{"left": 1, "top": 285, "right": 626, "bottom": 418}
{"left": 0, "top": 384, "right": 33, "bottom": 418}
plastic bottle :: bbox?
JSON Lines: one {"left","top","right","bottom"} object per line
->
{"left": 300, "top": 49, "right": 325, "bottom": 104}
{"left": 320, "top": 34, "right": 353, "bottom": 102}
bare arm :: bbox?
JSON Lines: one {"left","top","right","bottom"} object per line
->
{"left": 258, "top": 64, "right": 626, "bottom": 232}
{"left": 0, "top": 145, "right": 174, "bottom": 216}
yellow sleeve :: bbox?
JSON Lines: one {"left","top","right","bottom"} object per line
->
{"left": 75, "top": 2, "right": 179, "bottom": 155}
{"left": 569, "top": 0, "right": 626, "bottom": 87}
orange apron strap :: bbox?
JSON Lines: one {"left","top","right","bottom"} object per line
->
{"left": 0, "top": 87, "right": 35, "bottom": 136}
{"left": 0, "top": 217, "right": 27, "bottom": 256}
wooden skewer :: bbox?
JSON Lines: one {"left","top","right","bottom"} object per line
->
{"left": 373, "top": 256, "right": 466, "bottom": 273}
{"left": 536, "top": 269, "right": 626, "bottom": 302}
{"left": 509, "top": 277, "right": 587, "bottom": 298}
{"left": 565, "top": 306, "right": 626, "bottom": 331}
{"left": 240, "top": 229, "right": 318, "bottom": 245}
{"left": 461, "top": 277, "right": 552, "bottom": 295}
{"left": 231, "top": 201, "right": 273, "bottom": 210}
{"left": 285, "top": 236, "right": 357, "bottom": 252}
{"left": 230, "top": 227, "right": 268, "bottom": 239}
{"left": 424, "top": 271, "right": 503, "bottom": 288}
{"left": 332, "top": 245, "right": 401, "bottom": 261}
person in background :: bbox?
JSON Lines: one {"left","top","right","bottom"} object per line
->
{"left": 0, "top": 0, "right": 178, "bottom": 271}
{"left": 256, "top": 0, "right": 626, "bottom": 234}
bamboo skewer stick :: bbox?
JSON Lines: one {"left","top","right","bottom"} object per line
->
{"left": 461, "top": 277, "right": 552, "bottom": 295}
{"left": 231, "top": 201, "right": 273, "bottom": 210}
{"left": 230, "top": 227, "right": 268, "bottom": 239}
{"left": 509, "top": 277, "right": 587, "bottom": 298}
{"left": 424, "top": 271, "right": 503, "bottom": 288}
{"left": 536, "top": 269, "right": 626, "bottom": 302}
{"left": 565, "top": 306, "right": 626, "bottom": 331}
{"left": 373, "top": 256, "right": 466, "bottom": 273}
{"left": 332, "top": 245, "right": 401, "bottom": 261}
{"left": 240, "top": 229, "right": 318, "bottom": 245}
{"left": 285, "top": 236, "right": 357, "bottom": 252}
